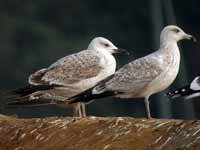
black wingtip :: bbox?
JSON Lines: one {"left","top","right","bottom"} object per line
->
{"left": 6, "top": 84, "right": 61, "bottom": 98}
{"left": 6, "top": 98, "right": 56, "bottom": 108}
{"left": 68, "top": 89, "right": 117, "bottom": 104}
{"left": 68, "top": 74, "right": 117, "bottom": 104}
{"left": 5, "top": 85, "right": 37, "bottom": 98}
{"left": 6, "top": 100, "right": 25, "bottom": 106}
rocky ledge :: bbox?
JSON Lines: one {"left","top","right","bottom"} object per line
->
{"left": 0, "top": 115, "right": 200, "bottom": 150}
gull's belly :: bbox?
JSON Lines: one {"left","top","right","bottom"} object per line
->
{"left": 139, "top": 47, "right": 180, "bottom": 97}
{"left": 153, "top": 67, "right": 178, "bottom": 91}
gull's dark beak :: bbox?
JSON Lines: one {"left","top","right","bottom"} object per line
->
{"left": 191, "top": 36, "right": 197, "bottom": 42}
{"left": 112, "top": 48, "right": 130, "bottom": 56}
{"left": 184, "top": 34, "right": 197, "bottom": 42}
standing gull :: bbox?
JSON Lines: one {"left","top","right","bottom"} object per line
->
{"left": 7, "top": 37, "right": 128, "bottom": 117}
{"left": 69, "top": 25, "right": 195, "bottom": 119}
{"left": 167, "top": 76, "right": 200, "bottom": 100}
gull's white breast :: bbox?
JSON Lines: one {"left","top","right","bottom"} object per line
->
{"left": 144, "top": 44, "right": 180, "bottom": 96}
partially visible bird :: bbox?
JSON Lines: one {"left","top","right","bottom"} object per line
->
{"left": 167, "top": 76, "right": 200, "bottom": 100}
{"left": 68, "top": 25, "right": 195, "bottom": 119}
{"left": 6, "top": 37, "right": 128, "bottom": 117}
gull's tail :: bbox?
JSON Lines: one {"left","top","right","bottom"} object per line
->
{"left": 5, "top": 84, "right": 60, "bottom": 107}
{"left": 6, "top": 97, "right": 56, "bottom": 107}
{"left": 8, "top": 84, "right": 58, "bottom": 97}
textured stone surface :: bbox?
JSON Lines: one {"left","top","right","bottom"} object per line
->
{"left": 0, "top": 115, "right": 200, "bottom": 150}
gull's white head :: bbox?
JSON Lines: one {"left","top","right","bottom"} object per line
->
{"left": 88, "top": 37, "right": 128, "bottom": 54}
{"left": 160, "top": 25, "right": 196, "bottom": 44}
{"left": 190, "top": 76, "right": 200, "bottom": 91}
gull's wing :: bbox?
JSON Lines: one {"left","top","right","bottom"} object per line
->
{"left": 105, "top": 53, "right": 164, "bottom": 94}
{"left": 69, "top": 54, "right": 165, "bottom": 102}
{"left": 29, "top": 50, "right": 103, "bottom": 86}
{"left": 6, "top": 86, "right": 79, "bottom": 106}
{"left": 68, "top": 53, "right": 166, "bottom": 104}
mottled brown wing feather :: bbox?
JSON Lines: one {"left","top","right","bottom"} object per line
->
{"left": 29, "top": 50, "right": 102, "bottom": 86}
{"left": 29, "top": 68, "right": 51, "bottom": 85}
{"left": 44, "top": 64, "right": 102, "bottom": 85}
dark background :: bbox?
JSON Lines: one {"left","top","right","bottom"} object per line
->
{"left": 0, "top": 0, "right": 200, "bottom": 119}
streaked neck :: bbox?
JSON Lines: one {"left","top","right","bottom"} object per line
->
{"left": 159, "top": 39, "right": 179, "bottom": 55}
{"left": 160, "top": 38, "right": 178, "bottom": 50}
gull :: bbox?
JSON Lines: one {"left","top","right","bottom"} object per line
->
{"left": 7, "top": 37, "right": 128, "bottom": 117}
{"left": 167, "top": 76, "right": 200, "bottom": 100}
{"left": 68, "top": 25, "right": 195, "bottom": 119}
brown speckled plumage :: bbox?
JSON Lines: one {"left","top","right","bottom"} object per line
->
{"left": 29, "top": 50, "right": 103, "bottom": 86}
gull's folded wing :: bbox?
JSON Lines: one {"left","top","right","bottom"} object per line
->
{"left": 29, "top": 50, "right": 103, "bottom": 86}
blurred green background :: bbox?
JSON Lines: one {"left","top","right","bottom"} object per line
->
{"left": 0, "top": 0, "right": 200, "bottom": 119}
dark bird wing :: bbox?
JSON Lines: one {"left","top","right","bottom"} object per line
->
{"left": 6, "top": 84, "right": 62, "bottom": 107}
{"left": 167, "top": 85, "right": 200, "bottom": 100}
{"left": 166, "top": 85, "right": 191, "bottom": 99}
{"left": 6, "top": 97, "right": 57, "bottom": 107}
{"left": 68, "top": 75, "right": 124, "bottom": 104}
{"left": 167, "top": 76, "right": 200, "bottom": 100}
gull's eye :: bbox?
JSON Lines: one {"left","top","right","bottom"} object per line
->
{"left": 104, "top": 43, "right": 109, "bottom": 47}
{"left": 173, "top": 29, "right": 180, "bottom": 33}
{"left": 100, "top": 42, "right": 110, "bottom": 47}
